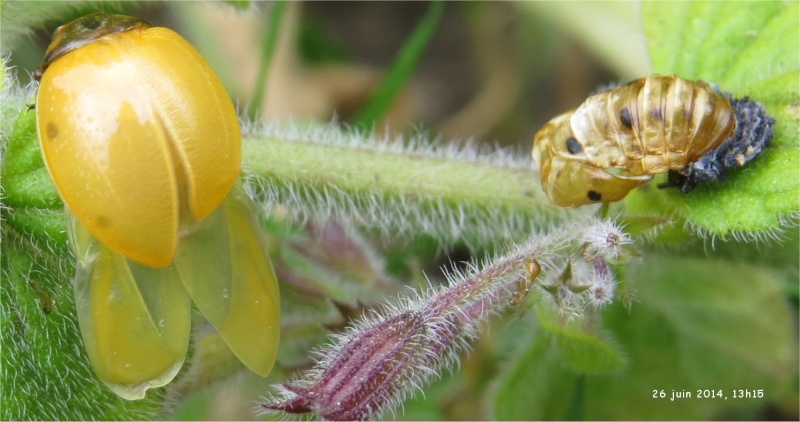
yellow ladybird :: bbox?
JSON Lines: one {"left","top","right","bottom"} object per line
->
{"left": 532, "top": 75, "right": 774, "bottom": 207}
{"left": 36, "top": 12, "right": 280, "bottom": 399}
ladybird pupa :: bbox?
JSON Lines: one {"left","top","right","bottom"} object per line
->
{"left": 532, "top": 75, "right": 775, "bottom": 208}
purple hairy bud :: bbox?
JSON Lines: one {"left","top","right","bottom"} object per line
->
{"left": 266, "top": 312, "right": 431, "bottom": 419}
{"left": 263, "top": 290, "right": 472, "bottom": 420}
{"left": 262, "top": 218, "right": 633, "bottom": 420}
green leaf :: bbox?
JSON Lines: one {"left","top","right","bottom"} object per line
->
{"left": 1, "top": 106, "right": 68, "bottom": 252}
{"left": 492, "top": 252, "right": 797, "bottom": 420}
{"left": 351, "top": 1, "right": 445, "bottom": 127}
{"left": 585, "top": 253, "right": 797, "bottom": 419}
{"left": 396, "top": 371, "right": 462, "bottom": 421}
{"left": 1, "top": 239, "right": 166, "bottom": 420}
{"left": 490, "top": 325, "right": 582, "bottom": 420}
{"left": 641, "top": 1, "right": 800, "bottom": 238}
{"left": 536, "top": 306, "right": 627, "bottom": 375}
{"left": 490, "top": 306, "right": 627, "bottom": 420}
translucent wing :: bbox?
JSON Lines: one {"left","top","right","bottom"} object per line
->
{"left": 175, "top": 183, "right": 280, "bottom": 376}
{"left": 69, "top": 211, "right": 192, "bottom": 400}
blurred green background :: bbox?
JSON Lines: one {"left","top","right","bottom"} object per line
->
{"left": 4, "top": 1, "right": 647, "bottom": 146}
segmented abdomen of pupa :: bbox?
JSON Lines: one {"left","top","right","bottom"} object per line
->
{"left": 567, "top": 75, "right": 736, "bottom": 177}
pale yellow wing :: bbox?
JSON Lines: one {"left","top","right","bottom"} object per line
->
{"left": 175, "top": 183, "right": 280, "bottom": 376}
{"left": 69, "top": 211, "right": 192, "bottom": 400}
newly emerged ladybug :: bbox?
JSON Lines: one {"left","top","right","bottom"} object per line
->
{"left": 532, "top": 75, "right": 774, "bottom": 207}
{"left": 35, "top": 12, "right": 280, "bottom": 399}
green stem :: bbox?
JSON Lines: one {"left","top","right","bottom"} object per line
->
{"left": 241, "top": 128, "right": 572, "bottom": 247}
{"left": 351, "top": 1, "right": 446, "bottom": 127}
{"left": 248, "top": 0, "right": 287, "bottom": 120}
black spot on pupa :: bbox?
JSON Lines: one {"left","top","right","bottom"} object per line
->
{"left": 650, "top": 107, "right": 663, "bottom": 121}
{"left": 46, "top": 122, "right": 59, "bottom": 139}
{"left": 566, "top": 137, "right": 583, "bottom": 154}
{"left": 587, "top": 190, "right": 602, "bottom": 201}
{"left": 620, "top": 107, "right": 632, "bottom": 129}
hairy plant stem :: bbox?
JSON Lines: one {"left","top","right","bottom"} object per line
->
{"left": 241, "top": 130, "right": 580, "bottom": 248}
